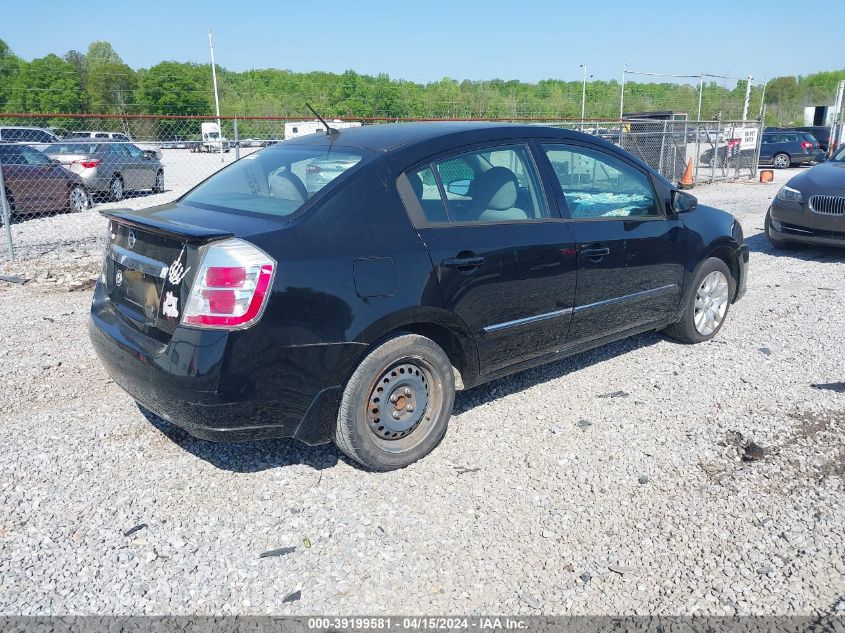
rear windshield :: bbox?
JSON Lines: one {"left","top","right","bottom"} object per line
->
{"left": 181, "top": 145, "right": 372, "bottom": 217}
{"left": 45, "top": 143, "right": 100, "bottom": 154}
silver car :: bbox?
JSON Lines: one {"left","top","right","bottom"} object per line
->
{"left": 44, "top": 142, "right": 164, "bottom": 201}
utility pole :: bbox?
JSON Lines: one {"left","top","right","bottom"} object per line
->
{"left": 619, "top": 64, "right": 627, "bottom": 119}
{"left": 697, "top": 73, "right": 704, "bottom": 121}
{"left": 742, "top": 75, "right": 753, "bottom": 121}
{"left": 208, "top": 29, "right": 224, "bottom": 163}
{"left": 580, "top": 64, "right": 588, "bottom": 121}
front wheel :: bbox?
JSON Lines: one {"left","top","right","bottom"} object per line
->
{"left": 665, "top": 257, "right": 734, "bottom": 344}
{"left": 334, "top": 333, "right": 455, "bottom": 471}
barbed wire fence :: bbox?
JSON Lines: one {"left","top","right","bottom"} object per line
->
{"left": 0, "top": 113, "right": 764, "bottom": 261}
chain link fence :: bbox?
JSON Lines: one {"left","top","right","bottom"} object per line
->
{"left": 0, "top": 114, "right": 764, "bottom": 261}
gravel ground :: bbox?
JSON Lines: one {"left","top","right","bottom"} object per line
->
{"left": 1, "top": 167, "right": 844, "bottom": 616}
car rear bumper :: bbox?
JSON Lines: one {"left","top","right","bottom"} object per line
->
{"left": 768, "top": 202, "right": 845, "bottom": 248}
{"left": 89, "top": 282, "right": 360, "bottom": 444}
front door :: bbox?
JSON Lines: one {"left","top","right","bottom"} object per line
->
{"left": 537, "top": 142, "right": 686, "bottom": 346}
{"left": 404, "top": 143, "right": 578, "bottom": 374}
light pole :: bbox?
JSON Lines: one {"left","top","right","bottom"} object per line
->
{"left": 580, "top": 64, "right": 588, "bottom": 121}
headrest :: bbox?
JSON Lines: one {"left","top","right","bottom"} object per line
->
{"left": 474, "top": 166, "right": 518, "bottom": 210}
{"left": 268, "top": 169, "right": 307, "bottom": 203}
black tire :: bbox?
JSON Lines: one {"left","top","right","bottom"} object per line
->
{"left": 665, "top": 257, "right": 735, "bottom": 344}
{"left": 334, "top": 333, "right": 455, "bottom": 471}
{"left": 773, "top": 153, "right": 790, "bottom": 169}
{"left": 109, "top": 175, "right": 125, "bottom": 201}
{"left": 153, "top": 170, "right": 165, "bottom": 193}
{"left": 764, "top": 210, "right": 801, "bottom": 250}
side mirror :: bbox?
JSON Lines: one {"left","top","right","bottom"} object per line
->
{"left": 672, "top": 190, "right": 697, "bottom": 213}
{"left": 447, "top": 179, "right": 471, "bottom": 196}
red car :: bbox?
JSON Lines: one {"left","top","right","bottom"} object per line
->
{"left": 1, "top": 143, "right": 90, "bottom": 217}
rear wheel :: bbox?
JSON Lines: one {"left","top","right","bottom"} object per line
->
{"left": 68, "top": 185, "right": 90, "bottom": 212}
{"left": 109, "top": 175, "right": 124, "bottom": 201}
{"left": 665, "top": 257, "right": 734, "bottom": 344}
{"left": 334, "top": 333, "right": 455, "bottom": 471}
{"left": 153, "top": 170, "right": 165, "bottom": 193}
{"left": 773, "top": 153, "right": 790, "bottom": 169}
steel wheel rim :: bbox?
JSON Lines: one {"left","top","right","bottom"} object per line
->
{"left": 366, "top": 357, "right": 442, "bottom": 453}
{"left": 70, "top": 187, "right": 87, "bottom": 211}
{"left": 774, "top": 155, "right": 788, "bottom": 168}
{"left": 112, "top": 178, "right": 123, "bottom": 198}
{"left": 694, "top": 270, "right": 729, "bottom": 336}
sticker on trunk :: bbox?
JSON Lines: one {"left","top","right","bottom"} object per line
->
{"left": 160, "top": 245, "right": 190, "bottom": 321}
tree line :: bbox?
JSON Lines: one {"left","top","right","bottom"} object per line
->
{"left": 1, "top": 39, "right": 843, "bottom": 126}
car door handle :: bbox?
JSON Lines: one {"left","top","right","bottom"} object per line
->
{"left": 581, "top": 246, "right": 610, "bottom": 260}
{"left": 442, "top": 255, "right": 485, "bottom": 269}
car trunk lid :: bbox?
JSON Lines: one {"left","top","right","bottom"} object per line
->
{"left": 101, "top": 208, "right": 235, "bottom": 344}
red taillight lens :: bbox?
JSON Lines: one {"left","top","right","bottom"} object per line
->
{"left": 205, "top": 266, "right": 246, "bottom": 287}
{"left": 801, "top": 141, "right": 813, "bottom": 149}
{"left": 75, "top": 159, "right": 101, "bottom": 168}
{"left": 182, "top": 240, "right": 275, "bottom": 329}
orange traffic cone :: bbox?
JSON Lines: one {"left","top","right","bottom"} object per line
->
{"left": 678, "top": 159, "right": 694, "bottom": 189}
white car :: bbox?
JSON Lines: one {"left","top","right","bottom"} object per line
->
{"left": 64, "top": 131, "right": 162, "bottom": 160}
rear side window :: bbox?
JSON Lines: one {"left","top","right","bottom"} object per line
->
{"left": 408, "top": 144, "right": 548, "bottom": 224}
{"left": 542, "top": 144, "right": 659, "bottom": 219}
{"left": 182, "top": 145, "right": 372, "bottom": 217}
{"left": 45, "top": 143, "right": 100, "bottom": 155}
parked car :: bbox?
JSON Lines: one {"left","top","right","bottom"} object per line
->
{"left": 758, "top": 130, "right": 817, "bottom": 168}
{"left": 769, "top": 126, "right": 831, "bottom": 154}
{"left": 89, "top": 123, "right": 748, "bottom": 471}
{"left": 44, "top": 142, "right": 164, "bottom": 201}
{"left": 0, "top": 143, "right": 90, "bottom": 216}
{"left": 765, "top": 142, "right": 845, "bottom": 249}
{"left": 0, "top": 126, "right": 61, "bottom": 152}
{"left": 64, "top": 131, "right": 162, "bottom": 160}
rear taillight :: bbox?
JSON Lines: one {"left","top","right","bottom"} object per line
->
{"left": 801, "top": 141, "right": 813, "bottom": 149}
{"left": 74, "top": 159, "right": 101, "bottom": 168}
{"left": 182, "top": 239, "right": 275, "bottom": 329}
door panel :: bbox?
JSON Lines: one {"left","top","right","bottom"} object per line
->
{"left": 536, "top": 141, "right": 688, "bottom": 346}
{"left": 421, "top": 223, "right": 577, "bottom": 372}
{"left": 404, "top": 142, "right": 577, "bottom": 374}
{"left": 566, "top": 219, "right": 685, "bottom": 343}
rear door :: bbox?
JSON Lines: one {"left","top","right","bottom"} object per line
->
{"left": 537, "top": 142, "right": 686, "bottom": 345}
{"left": 401, "top": 142, "right": 577, "bottom": 374}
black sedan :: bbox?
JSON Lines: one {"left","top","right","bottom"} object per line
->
{"left": 766, "top": 143, "right": 845, "bottom": 249}
{"left": 89, "top": 123, "right": 748, "bottom": 471}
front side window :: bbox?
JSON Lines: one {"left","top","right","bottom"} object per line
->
{"left": 182, "top": 145, "right": 371, "bottom": 217}
{"left": 408, "top": 144, "right": 547, "bottom": 224}
{"left": 542, "top": 144, "right": 659, "bottom": 219}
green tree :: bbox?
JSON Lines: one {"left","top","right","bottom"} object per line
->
{"left": 0, "top": 39, "right": 21, "bottom": 109}
{"left": 136, "top": 61, "right": 211, "bottom": 115}
{"left": 8, "top": 53, "right": 86, "bottom": 113}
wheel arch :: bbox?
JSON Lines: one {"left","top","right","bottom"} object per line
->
{"left": 700, "top": 241, "right": 741, "bottom": 302}
{"left": 353, "top": 307, "right": 480, "bottom": 390}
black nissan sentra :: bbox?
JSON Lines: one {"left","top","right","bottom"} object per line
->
{"left": 90, "top": 122, "right": 748, "bottom": 471}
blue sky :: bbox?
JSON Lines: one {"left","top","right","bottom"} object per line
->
{"left": 4, "top": 0, "right": 843, "bottom": 85}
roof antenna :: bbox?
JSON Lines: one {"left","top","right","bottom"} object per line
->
{"left": 305, "top": 102, "right": 339, "bottom": 138}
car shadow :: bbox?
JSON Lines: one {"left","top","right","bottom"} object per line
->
{"left": 138, "top": 405, "right": 343, "bottom": 474}
{"left": 745, "top": 231, "right": 845, "bottom": 261}
{"left": 139, "top": 331, "right": 663, "bottom": 474}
